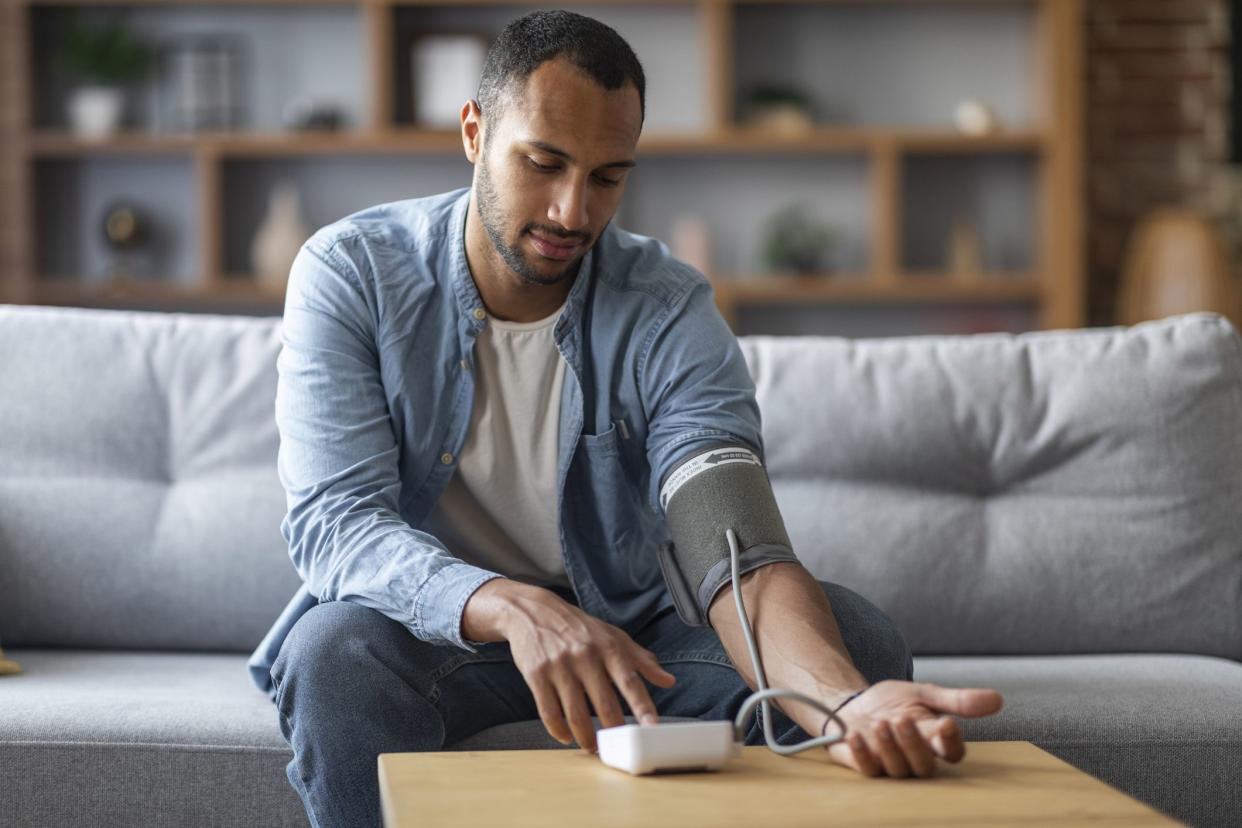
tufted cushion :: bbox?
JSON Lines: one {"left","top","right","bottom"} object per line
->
{"left": 4, "top": 306, "right": 1240, "bottom": 660}
{"left": 742, "top": 313, "right": 1242, "bottom": 658}
{"left": 0, "top": 305, "right": 300, "bottom": 652}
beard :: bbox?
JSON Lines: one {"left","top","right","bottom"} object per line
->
{"left": 475, "top": 156, "right": 593, "bottom": 287}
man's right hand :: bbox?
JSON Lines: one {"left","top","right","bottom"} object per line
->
{"left": 461, "top": 579, "right": 676, "bottom": 752}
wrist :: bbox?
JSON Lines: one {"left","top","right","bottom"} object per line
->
{"left": 818, "top": 685, "right": 870, "bottom": 737}
{"left": 460, "top": 578, "right": 556, "bottom": 643}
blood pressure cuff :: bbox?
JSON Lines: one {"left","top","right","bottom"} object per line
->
{"left": 657, "top": 445, "right": 801, "bottom": 626}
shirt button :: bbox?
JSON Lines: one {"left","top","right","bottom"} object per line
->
{"left": 472, "top": 308, "right": 486, "bottom": 320}
{"left": 459, "top": 359, "right": 469, "bottom": 371}
{"left": 441, "top": 452, "right": 454, "bottom": 465}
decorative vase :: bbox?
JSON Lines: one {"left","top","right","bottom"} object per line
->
{"left": 671, "top": 214, "right": 712, "bottom": 276}
{"left": 251, "top": 180, "right": 310, "bottom": 292}
{"left": 948, "top": 216, "right": 983, "bottom": 280}
{"left": 67, "top": 86, "right": 125, "bottom": 140}
{"left": 1118, "top": 208, "right": 1242, "bottom": 328}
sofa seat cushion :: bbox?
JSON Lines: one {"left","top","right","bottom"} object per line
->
{"left": 5, "top": 650, "right": 1238, "bottom": 826}
{"left": 0, "top": 650, "right": 306, "bottom": 827}
{"left": 916, "top": 654, "right": 1242, "bottom": 826}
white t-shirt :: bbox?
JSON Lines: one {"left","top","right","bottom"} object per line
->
{"left": 422, "top": 301, "right": 570, "bottom": 589}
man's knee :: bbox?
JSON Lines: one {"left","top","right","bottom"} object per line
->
{"left": 271, "top": 601, "right": 407, "bottom": 708}
{"left": 818, "top": 580, "right": 913, "bottom": 684}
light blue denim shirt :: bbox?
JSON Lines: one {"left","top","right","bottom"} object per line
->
{"left": 247, "top": 187, "right": 763, "bottom": 695}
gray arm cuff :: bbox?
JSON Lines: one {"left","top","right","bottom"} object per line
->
{"left": 658, "top": 446, "right": 801, "bottom": 627}
{"left": 699, "top": 543, "right": 801, "bottom": 617}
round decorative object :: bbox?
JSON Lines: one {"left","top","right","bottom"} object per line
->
{"left": 954, "top": 99, "right": 998, "bottom": 137}
{"left": 104, "top": 204, "right": 144, "bottom": 249}
{"left": 99, "top": 200, "right": 153, "bottom": 281}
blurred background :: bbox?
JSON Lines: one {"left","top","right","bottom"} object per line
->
{"left": 1, "top": 0, "right": 1239, "bottom": 338}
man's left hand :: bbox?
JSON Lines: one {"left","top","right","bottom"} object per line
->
{"left": 824, "top": 681, "right": 1004, "bottom": 778}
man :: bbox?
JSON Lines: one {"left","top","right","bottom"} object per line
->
{"left": 251, "top": 10, "right": 1004, "bottom": 826}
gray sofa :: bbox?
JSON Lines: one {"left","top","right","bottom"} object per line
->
{"left": 2, "top": 304, "right": 1240, "bottom": 827}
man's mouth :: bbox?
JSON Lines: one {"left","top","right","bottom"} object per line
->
{"left": 528, "top": 230, "right": 584, "bottom": 261}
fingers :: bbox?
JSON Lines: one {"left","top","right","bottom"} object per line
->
{"left": 611, "top": 666, "right": 661, "bottom": 725}
{"left": 554, "top": 673, "right": 598, "bottom": 752}
{"left": 833, "top": 718, "right": 940, "bottom": 779}
{"left": 529, "top": 673, "right": 572, "bottom": 746}
{"left": 581, "top": 665, "right": 626, "bottom": 731}
{"left": 869, "top": 720, "right": 912, "bottom": 778}
{"left": 893, "top": 716, "right": 937, "bottom": 778}
{"left": 927, "top": 716, "right": 965, "bottom": 763}
{"left": 632, "top": 645, "right": 677, "bottom": 689}
{"left": 915, "top": 684, "right": 1004, "bottom": 718}
{"left": 838, "top": 730, "right": 883, "bottom": 777}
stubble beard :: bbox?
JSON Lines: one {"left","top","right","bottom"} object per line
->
{"left": 475, "top": 155, "right": 590, "bottom": 287}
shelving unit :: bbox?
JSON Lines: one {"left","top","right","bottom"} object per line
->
{"left": 3, "top": 0, "right": 1083, "bottom": 333}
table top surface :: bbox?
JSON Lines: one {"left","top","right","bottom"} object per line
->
{"left": 378, "top": 740, "right": 1177, "bottom": 827}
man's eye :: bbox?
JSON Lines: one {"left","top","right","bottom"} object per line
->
{"left": 528, "top": 158, "right": 559, "bottom": 172}
{"left": 594, "top": 175, "right": 622, "bottom": 188}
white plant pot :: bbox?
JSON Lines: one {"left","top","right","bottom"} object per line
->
{"left": 67, "top": 86, "right": 125, "bottom": 140}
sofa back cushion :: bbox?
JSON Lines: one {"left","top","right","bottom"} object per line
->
{"left": 5, "top": 306, "right": 1240, "bottom": 658}
{"left": 741, "top": 313, "right": 1242, "bottom": 658}
{"left": 0, "top": 305, "right": 300, "bottom": 652}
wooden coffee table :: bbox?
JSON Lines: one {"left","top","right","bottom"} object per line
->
{"left": 378, "top": 741, "right": 1178, "bottom": 827}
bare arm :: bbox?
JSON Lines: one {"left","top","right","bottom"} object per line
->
{"left": 709, "top": 562, "right": 1004, "bottom": 778}
{"left": 707, "top": 561, "right": 867, "bottom": 734}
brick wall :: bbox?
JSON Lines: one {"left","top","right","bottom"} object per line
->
{"left": 0, "top": 0, "right": 19, "bottom": 294}
{"left": 1086, "top": 0, "right": 1239, "bottom": 326}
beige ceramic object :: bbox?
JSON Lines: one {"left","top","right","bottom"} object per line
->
{"left": 0, "top": 646, "right": 22, "bottom": 676}
{"left": 251, "top": 180, "right": 311, "bottom": 292}
{"left": 1118, "top": 208, "right": 1242, "bottom": 329}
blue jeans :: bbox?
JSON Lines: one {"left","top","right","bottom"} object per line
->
{"left": 270, "top": 581, "right": 913, "bottom": 827}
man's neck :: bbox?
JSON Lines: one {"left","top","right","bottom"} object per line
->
{"left": 465, "top": 193, "right": 577, "bottom": 323}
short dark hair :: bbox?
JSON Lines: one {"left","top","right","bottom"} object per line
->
{"left": 477, "top": 10, "right": 646, "bottom": 131}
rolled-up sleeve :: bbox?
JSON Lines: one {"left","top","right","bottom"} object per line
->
{"left": 277, "top": 236, "right": 502, "bottom": 650}
{"left": 639, "top": 276, "right": 765, "bottom": 513}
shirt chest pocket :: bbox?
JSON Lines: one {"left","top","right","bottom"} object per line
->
{"left": 570, "top": 423, "right": 645, "bottom": 554}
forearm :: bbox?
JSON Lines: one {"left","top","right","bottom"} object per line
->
{"left": 709, "top": 561, "right": 868, "bottom": 737}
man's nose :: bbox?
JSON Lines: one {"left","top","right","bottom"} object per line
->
{"left": 548, "top": 177, "right": 589, "bottom": 233}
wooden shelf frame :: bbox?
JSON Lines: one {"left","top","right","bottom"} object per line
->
{"left": 4, "top": 0, "right": 1085, "bottom": 330}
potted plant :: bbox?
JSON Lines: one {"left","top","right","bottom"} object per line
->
{"left": 57, "top": 15, "right": 154, "bottom": 139}
{"left": 743, "top": 82, "right": 816, "bottom": 134}
{"left": 760, "top": 203, "right": 835, "bottom": 275}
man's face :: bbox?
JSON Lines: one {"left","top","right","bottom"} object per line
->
{"left": 473, "top": 59, "right": 643, "bottom": 287}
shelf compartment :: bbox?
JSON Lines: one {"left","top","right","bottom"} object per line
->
{"left": 389, "top": 3, "right": 707, "bottom": 132}
{"left": 620, "top": 154, "right": 871, "bottom": 276}
{"left": 733, "top": 0, "right": 1038, "bottom": 130}
{"left": 30, "top": 5, "right": 368, "bottom": 133}
{"left": 901, "top": 152, "right": 1039, "bottom": 275}
{"left": 220, "top": 155, "right": 471, "bottom": 277}
{"left": 33, "top": 156, "right": 200, "bottom": 285}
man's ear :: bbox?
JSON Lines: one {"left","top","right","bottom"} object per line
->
{"left": 461, "top": 99, "right": 484, "bottom": 164}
